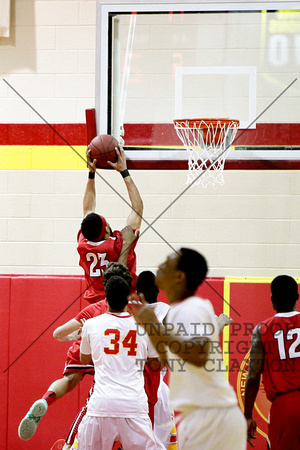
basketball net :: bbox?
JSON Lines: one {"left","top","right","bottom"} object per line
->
{"left": 173, "top": 118, "right": 240, "bottom": 188}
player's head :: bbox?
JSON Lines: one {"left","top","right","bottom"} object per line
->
{"left": 105, "top": 275, "right": 130, "bottom": 311}
{"left": 136, "top": 271, "right": 159, "bottom": 304}
{"left": 271, "top": 275, "right": 299, "bottom": 312}
{"left": 156, "top": 248, "right": 207, "bottom": 299}
{"left": 177, "top": 248, "right": 208, "bottom": 291}
{"left": 81, "top": 213, "right": 112, "bottom": 241}
{"left": 104, "top": 262, "right": 133, "bottom": 289}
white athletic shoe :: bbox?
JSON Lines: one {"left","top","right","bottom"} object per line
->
{"left": 18, "top": 398, "right": 48, "bottom": 441}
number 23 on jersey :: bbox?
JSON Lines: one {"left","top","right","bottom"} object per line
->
{"left": 86, "top": 252, "right": 109, "bottom": 277}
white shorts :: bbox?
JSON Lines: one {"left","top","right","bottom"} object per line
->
{"left": 77, "top": 415, "right": 165, "bottom": 450}
{"left": 154, "top": 381, "right": 176, "bottom": 448}
{"left": 177, "top": 405, "right": 247, "bottom": 450}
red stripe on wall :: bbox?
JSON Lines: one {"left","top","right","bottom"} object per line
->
{"left": 125, "top": 159, "right": 300, "bottom": 170}
{"left": 123, "top": 123, "right": 300, "bottom": 147}
{"left": 1, "top": 123, "right": 299, "bottom": 146}
{"left": 0, "top": 124, "right": 87, "bottom": 146}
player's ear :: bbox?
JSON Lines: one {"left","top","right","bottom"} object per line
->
{"left": 176, "top": 269, "right": 186, "bottom": 285}
{"left": 271, "top": 296, "right": 278, "bottom": 311}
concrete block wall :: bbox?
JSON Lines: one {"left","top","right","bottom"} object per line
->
{"left": 0, "top": 168, "right": 299, "bottom": 278}
{"left": 0, "top": 1, "right": 96, "bottom": 123}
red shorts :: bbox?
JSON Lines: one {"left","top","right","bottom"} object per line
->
{"left": 268, "top": 390, "right": 300, "bottom": 450}
{"left": 63, "top": 339, "right": 94, "bottom": 376}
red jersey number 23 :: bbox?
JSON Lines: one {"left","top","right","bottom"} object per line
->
{"left": 86, "top": 252, "right": 109, "bottom": 277}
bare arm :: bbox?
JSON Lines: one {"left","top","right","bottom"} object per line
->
{"left": 53, "top": 318, "right": 82, "bottom": 341}
{"left": 80, "top": 352, "right": 92, "bottom": 365}
{"left": 244, "top": 324, "right": 264, "bottom": 448}
{"left": 128, "top": 294, "right": 209, "bottom": 368}
{"left": 83, "top": 148, "right": 97, "bottom": 217}
{"left": 124, "top": 176, "right": 143, "bottom": 230}
{"left": 118, "top": 225, "right": 139, "bottom": 266}
{"left": 107, "top": 146, "right": 143, "bottom": 230}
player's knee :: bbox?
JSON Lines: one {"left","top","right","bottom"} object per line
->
{"left": 65, "top": 372, "right": 83, "bottom": 390}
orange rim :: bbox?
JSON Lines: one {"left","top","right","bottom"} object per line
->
{"left": 173, "top": 118, "right": 240, "bottom": 128}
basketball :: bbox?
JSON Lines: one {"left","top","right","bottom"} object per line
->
{"left": 88, "top": 134, "right": 119, "bottom": 168}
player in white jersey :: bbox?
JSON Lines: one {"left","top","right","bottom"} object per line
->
{"left": 78, "top": 274, "right": 165, "bottom": 450}
{"left": 136, "top": 270, "right": 232, "bottom": 450}
{"left": 129, "top": 248, "right": 247, "bottom": 450}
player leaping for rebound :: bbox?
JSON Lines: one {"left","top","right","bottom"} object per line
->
{"left": 78, "top": 144, "right": 143, "bottom": 303}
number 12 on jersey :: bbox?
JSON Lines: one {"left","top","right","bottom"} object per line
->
{"left": 274, "top": 327, "right": 300, "bottom": 360}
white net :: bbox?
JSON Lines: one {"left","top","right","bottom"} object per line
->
{"left": 173, "top": 118, "right": 240, "bottom": 188}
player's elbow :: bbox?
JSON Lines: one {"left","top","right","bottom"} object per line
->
{"left": 53, "top": 327, "right": 64, "bottom": 341}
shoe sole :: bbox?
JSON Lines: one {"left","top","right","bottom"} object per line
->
{"left": 18, "top": 417, "right": 37, "bottom": 441}
{"left": 18, "top": 399, "right": 48, "bottom": 441}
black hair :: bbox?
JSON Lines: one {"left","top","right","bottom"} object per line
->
{"left": 271, "top": 275, "right": 299, "bottom": 311}
{"left": 136, "top": 271, "right": 159, "bottom": 304}
{"left": 105, "top": 275, "right": 130, "bottom": 311}
{"left": 177, "top": 248, "right": 208, "bottom": 292}
{"left": 81, "top": 213, "right": 104, "bottom": 241}
{"left": 103, "top": 262, "right": 133, "bottom": 289}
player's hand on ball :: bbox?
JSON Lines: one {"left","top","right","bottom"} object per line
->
{"left": 107, "top": 145, "right": 127, "bottom": 172}
{"left": 86, "top": 148, "right": 97, "bottom": 172}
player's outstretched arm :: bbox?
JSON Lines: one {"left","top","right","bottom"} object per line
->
{"left": 107, "top": 146, "right": 143, "bottom": 230}
{"left": 53, "top": 318, "right": 82, "bottom": 341}
{"left": 83, "top": 147, "right": 97, "bottom": 217}
{"left": 244, "top": 324, "right": 264, "bottom": 448}
{"left": 128, "top": 293, "right": 209, "bottom": 368}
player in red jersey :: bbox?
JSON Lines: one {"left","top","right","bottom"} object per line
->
{"left": 78, "top": 144, "right": 143, "bottom": 304}
{"left": 244, "top": 275, "right": 300, "bottom": 449}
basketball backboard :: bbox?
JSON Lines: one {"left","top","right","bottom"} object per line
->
{"left": 93, "top": 1, "right": 300, "bottom": 168}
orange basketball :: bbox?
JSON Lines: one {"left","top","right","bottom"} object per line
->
{"left": 89, "top": 134, "right": 119, "bottom": 168}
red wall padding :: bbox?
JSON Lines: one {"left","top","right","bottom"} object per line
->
{"left": 1, "top": 275, "right": 92, "bottom": 450}
{"left": 2, "top": 275, "right": 297, "bottom": 450}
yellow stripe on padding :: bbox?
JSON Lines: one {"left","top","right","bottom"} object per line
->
{"left": 223, "top": 277, "right": 274, "bottom": 380}
{"left": 0, "top": 146, "right": 87, "bottom": 170}
{"left": 222, "top": 279, "right": 231, "bottom": 381}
